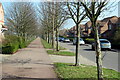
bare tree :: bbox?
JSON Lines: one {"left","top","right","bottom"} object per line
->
{"left": 37, "top": 2, "right": 52, "bottom": 42}
{"left": 81, "top": 0, "right": 109, "bottom": 80}
{"left": 54, "top": 2, "right": 68, "bottom": 51}
{"left": 52, "top": 2, "right": 56, "bottom": 52}
{"left": 38, "top": 2, "right": 68, "bottom": 52}
{"left": 5, "top": 2, "right": 38, "bottom": 40}
{"left": 67, "top": 1, "right": 86, "bottom": 66}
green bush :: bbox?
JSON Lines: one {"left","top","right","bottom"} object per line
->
{"left": 18, "top": 37, "right": 26, "bottom": 48}
{"left": 2, "top": 35, "right": 34, "bottom": 54}
{"left": 2, "top": 46, "right": 14, "bottom": 54}
{"left": 2, "top": 35, "right": 20, "bottom": 54}
{"left": 13, "top": 41, "right": 19, "bottom": 52}
{"left": 2, "top": 35, "right": 27, "bottom": 54}
{"left": 2, "top": 43, "right": 19, "bottom": 54}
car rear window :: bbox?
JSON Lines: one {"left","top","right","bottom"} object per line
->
{"left": 100, "top": 41, "right": 109, "bottom": 43}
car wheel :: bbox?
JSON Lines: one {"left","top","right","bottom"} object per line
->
{"left": 108, "top": 48, "right": 111, "bottom": 51}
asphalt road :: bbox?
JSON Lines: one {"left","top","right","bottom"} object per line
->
{"left": 60, "top": 42, "right": 120, "bottom": 72}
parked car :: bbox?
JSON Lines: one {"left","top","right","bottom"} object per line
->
{"left": 92, "top": 39, "right": 111, "bottom": 50}
{"left": 73, "top": 38, "right": 85, "bottom": 45}
{"left": 63, "top": 38, "right": 70, "bottom": 42}
{"left": 59, "top": 37, "right": 65, "bottom": 42}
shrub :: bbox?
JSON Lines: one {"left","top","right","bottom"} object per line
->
{"left": 2, "top": 43, "right": 19, "bottom": 54}
{"left": 18, "top": 37, "right": 26, "bottom": 48}
{"left": 2, "top": 35, "right": 20, "bottom": 54}
{"left": 2, "top": 46, "right": 14, "bottom": 54}
{"left": 2, "top": 35, "right": 34, "bottom": 54}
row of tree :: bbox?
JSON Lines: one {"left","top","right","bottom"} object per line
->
{"left": 5, "top": 2, "right": 38, "bottom": 41}
{"left": 38, "top": 2, "right": 68, "bottom": 51}
{"left": 39, "top": 1, "right": 111, "bottom": 80}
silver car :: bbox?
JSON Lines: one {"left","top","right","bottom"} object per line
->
{"left": 73, "top": 38, "right": 85, "bottom": 45}
{"left": 92, "top": 39, "right": 111, "bottom": 50}
{"left": 63, "top": 38, "right": 70, "bottom": 42}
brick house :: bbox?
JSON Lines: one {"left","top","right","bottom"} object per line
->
{"left": 59, "top": 29, "right": 69, "bottom": 37}
{"left": 83, "top": 16, "right": 120, "bottom": 38}
{"left": 67, "top": 16, "right": 120, "bottom": 38}
{"left": 0, "top": 3, "right": 7, "bottom": 42}
{"left": 94, "top": 16, "right": 119, "bottom": 38}
{"left": 67, "top": 24, "right": 86, "bottom": 37}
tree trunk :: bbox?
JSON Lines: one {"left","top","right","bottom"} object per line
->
{"left": 46, "top": 32, "right": 48, "bottom": 43}
{"left": 52, "top": 10, "right": 55, "bottom": 52}
{"left": 48, "top": 31, "right": 50, "bottom": 43}
{"left": 93, "top": 22, "right": 103, "bottom": 80}
{"left": 45, "top": 33, "right": 47, "bottom": 41}
{"left": 75, "top": 23, "right": 80, "bottom": 66}
{"left": 75, "top": 2, "right": 80, "bottom": 66}
{"left": 52, "top": 30, "right": 55, "bottom": 52}
{"left": 56, "top": 27, "right": 59, "bottom": 51}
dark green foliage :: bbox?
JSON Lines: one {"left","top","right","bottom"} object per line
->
{"left": 2, "top": 35, "right": 19, "bottom": 54}
{"left": 18, "top": 37, "right": 26, "bottom": 48}
{"left": 2, "top": 35, "right": 32, "bottom": 54}
{"left": 2, "top": 46, "right": 14, "bottom": 54}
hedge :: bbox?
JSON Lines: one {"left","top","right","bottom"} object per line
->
{"left": 2, "top": 35, "right": 31, "bottom": 54}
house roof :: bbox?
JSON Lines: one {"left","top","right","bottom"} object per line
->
{"left": 2, "top": 25, "right": 7, "bottom": 28}
{"left": 109, "top": 17, "right": 118, "bottom": 24}
{"left": 98, "top": 21, "right": 107, "bottom": 27}
{"left": 80, "top": 24, "right": 85, "bottom": 29}
{"left": 101, "top": 16, "right": 118, "bottom": 23}
{"left": 84, "top": 16, "right": 119, "bottom": 28}
{"left": 85, "top": 21, "right": 91, "bottom": 27}
{"left": 117, "top": 17, "right": 120, "bottom": 24}
{"left": 68, "top": 16, "right": 120, "bottom": 35}
{"left": 85, "top": 20, "right": 101, "bottom": 28}
{"left": 70, "top": 24, "right": 85, "bottom": 31}
{"left": 69, "top": 26, "right": 76, "bottom": 31}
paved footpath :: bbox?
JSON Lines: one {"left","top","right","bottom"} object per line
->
{"left": 1, "top": 38, "right": 58, "bottom": 80}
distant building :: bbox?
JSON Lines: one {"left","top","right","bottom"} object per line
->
{"left": 0, "top": 3, "right": 7, "bottom": 42}
{"left": 66, "top": 16, "right": 120, "bottom": 39}
{"left": 68, "top": 24, "right": 86, "bottom": 37}
{"left": 100, "top": 16, "right": 119, "bottom": 38}
{"left": 59, "top": 29, "right": 69, "bottom": 37}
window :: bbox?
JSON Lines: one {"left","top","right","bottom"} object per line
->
{"left": 100, "top": 41, "right": 109, "bottom": 43}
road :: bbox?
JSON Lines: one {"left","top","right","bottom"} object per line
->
{"left": 60, "top": 42, "right": 119, "bottom": 72}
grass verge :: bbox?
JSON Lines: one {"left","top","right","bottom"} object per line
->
{"left": 41, "top": 39, "right": 66, "bottom": 50}
{"left": 47, "top": 50, "right": 75, "bottom": 56}
{"left": 41, "top": 39, "right": 52, "bottom": 49}
{"left": 54, "top": 63, "right": 120, "bottom": 80}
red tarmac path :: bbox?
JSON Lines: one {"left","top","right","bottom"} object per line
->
{"left": 1, "top": 38, "right": 58, "bottom": 80}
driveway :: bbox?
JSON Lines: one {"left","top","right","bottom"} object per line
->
{"left": 59, "top": 42, "right": 119, "bottom": 72}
